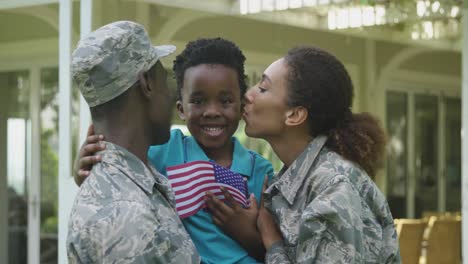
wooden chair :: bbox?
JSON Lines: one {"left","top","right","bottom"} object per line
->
{"left": 394, "top": 219, "right": 427, "bottom": 264}
{"left": 422, "top": 211, "right": 461, "bottom": 219}
{"left": 419, "top": 216, "right": 461, "bottom": 264}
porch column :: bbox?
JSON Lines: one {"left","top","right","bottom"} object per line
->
{"left": 79, "top": 0, "right": 92, "bottom": 143}
{"left": 58, "top": 0, "right": 75, "bottom": 263}
{"left": 28, "top": 67, "right": 41, "bottom": 264}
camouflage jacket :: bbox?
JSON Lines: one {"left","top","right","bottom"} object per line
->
{"left": 264, "top": 136, "right": 401, "bottom": 264}
{"left": 67, "top": 142, "right": 200, "bottom": 264}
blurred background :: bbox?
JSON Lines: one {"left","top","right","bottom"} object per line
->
{"left": 0, "top": 0, "right": 464, "bottom": 263}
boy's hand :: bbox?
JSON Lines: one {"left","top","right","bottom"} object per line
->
{"left": 205, "top": 188, "right": 258, "bottom": 234}
{"left": 73, "top": 124, "right": 105, "bottom": 186}
{"left": 205, "top": 188, "right": 265, "bottom": 261}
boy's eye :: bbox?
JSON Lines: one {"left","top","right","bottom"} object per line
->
{"left": 221, "top": 98, "right": 233, "bottom": 104}
{"left": 190, "top": 98, "right": 204, "bottom": 104}
{"left": 258, "top": 86, "right": 267, "bottom": 93}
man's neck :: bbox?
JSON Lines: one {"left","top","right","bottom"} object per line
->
{"left": 94, "top": 121, "right": 151, "bottom": 165}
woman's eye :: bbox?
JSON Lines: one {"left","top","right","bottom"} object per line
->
{"left": 258, "top": 86, "right": 267, "bottom": 93}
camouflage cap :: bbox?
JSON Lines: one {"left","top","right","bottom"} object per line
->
{"left": 72, "top": 20, "right": 176, "bottom": 107}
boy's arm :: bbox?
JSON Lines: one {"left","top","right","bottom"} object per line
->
{"left": 73, "top": 124, "right": 105, "bottom": 186}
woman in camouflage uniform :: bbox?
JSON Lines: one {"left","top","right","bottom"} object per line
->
{"left": 242, "top": 46, "right": 401, "bottom": 263}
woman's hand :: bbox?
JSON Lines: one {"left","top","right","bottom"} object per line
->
{"left": 73, "top": 124, "right": 105, "bottom": 186}
{"left": 205, "top": 188, "right": 265, "bottom": 261}
{"left": 257, "top": 177, "right": 283, "bottom": 250}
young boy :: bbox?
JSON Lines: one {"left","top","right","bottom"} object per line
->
{"left": 75, "top": 38, "right": 274, "bottom": 264}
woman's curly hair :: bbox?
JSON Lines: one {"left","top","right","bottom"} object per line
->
{"left": 284, "top": 46, "right": 386, "bottom": 177}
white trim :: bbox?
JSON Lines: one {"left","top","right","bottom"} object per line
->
{"left": 0, "top": 38, "right": 58, "bottom": 59}
{"left": 6, "top": 5, "right": 60, "bottom": 32}
{"left": 0, "top": 39, "right": 58, "bottom": 71}
{"left": 27, "top": 66, "right": 41, "bottom": 264}
{"left": 0, "top": 59, "right": 57, "bottom": 72}
{"left": 153, "top": 11, "right": 215, "bottom": 44}
{"left": 58, "top": 1, "right": 75, "bottom": 263}
{"left": 461, "top": 4, "right": 468, "bottom": 264}
{"left": 365, "top": 38, "right": 387, "bottom": 193}
{"left": 80, "top": 0, "right": 92, "bottom": 36}
{"left": 0, "top": 0, "right": 58, "bottom": 10}
{"left": 378, "top": 48, "right": 432, "bottom": 91}
{"left": 365, "top": 39, "right": 376, "bottom": 114}
{"left": 389, "top": 70, "right": 461, "bottom": 96}
{"left": 79, "top": 0, "right": 92, "bottom": 144}
{"left": 386, "top": 82, "right": 460, "bottom": 98}
{"left": 131, "top": 0, "right": 236, "bottom": 15}
{"left": 138, "top": 0, "right": 459, "bottom": 51}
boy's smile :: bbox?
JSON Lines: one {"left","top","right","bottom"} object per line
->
{"left": 177, "top": 64, "right": 242, "bottom": 153}
{"left": 201, "top": 125, "right": 226, "bottom": 137}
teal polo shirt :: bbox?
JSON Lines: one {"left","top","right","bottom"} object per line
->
{"left": 148, "top": 129, "right": 274, "bottom": 264}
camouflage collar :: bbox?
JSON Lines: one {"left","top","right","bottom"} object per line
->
{"left": 98, "top": 142, "right": 158, "bottom": 194}
{"left": 268, "top": 135, "right": 328, "bottom": 205}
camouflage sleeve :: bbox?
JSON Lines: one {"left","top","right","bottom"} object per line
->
{"left": 265, "top": 241, "right": 290, "bottom": 263}
{"left": 266, "top": 176, "right": 363, "bottom": 264}
{"left": 67, "top": 200, "right": 199, "bottom": 264}
{"left": 382, "top": 222, "right": 402, "bottom": 263}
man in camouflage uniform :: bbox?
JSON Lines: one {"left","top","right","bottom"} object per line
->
{"left": 67, "top": 21, "right": 200, "bottom": 263}
{"left": 262, "top": 136, "right": 401, "bottom": 263}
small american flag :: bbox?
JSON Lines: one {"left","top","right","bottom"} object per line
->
{"left": 167, "top": 161, "right": 248, "bottom": 219}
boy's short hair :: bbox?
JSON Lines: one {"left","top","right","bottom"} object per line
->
{"left": 173, "top": 38, "right": 247, "bottom": 100}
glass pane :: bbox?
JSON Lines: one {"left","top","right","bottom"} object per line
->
{"left": 414, "top": 95, "right": 438, "bottom": 218}
{"left": 445, "top": 98, "right": 461, "bottom": 212}
{"left": 40, "top": 68, "right": 59, "bottom": 263}
{"left": 0, "top": 70, "right": 30, "bottom": 264}
{"left": 386, "top": 91, "right": 408, "bottom": 218}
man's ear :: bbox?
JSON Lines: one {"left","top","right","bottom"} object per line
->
{"left": 176, "top": 100, "right": 185, "bottom": 121}
{"left": 138, "top": 72, "right": 151, "bottom": 99}
{"left": 285, "top": 106, "right": 308, "bottom": 126}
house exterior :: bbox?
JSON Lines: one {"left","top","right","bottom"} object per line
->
{"left": 0, "top": 0, "right": 465, "bottom": 263}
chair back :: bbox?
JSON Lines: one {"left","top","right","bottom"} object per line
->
{"left": 422, "top": 216, "right": 461, "bottom": 264}
{"left": 394, "top": 219, "right": 427, "bottom": 264}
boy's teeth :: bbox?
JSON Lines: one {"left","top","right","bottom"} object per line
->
{"left": 203, "top": 127, "right": 224, "bottom": 136}
{"left": 204, "top": 127, "right": 222, "bottom": 131}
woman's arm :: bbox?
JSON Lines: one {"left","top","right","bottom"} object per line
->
{"left": 263, "top": 176, "right": 363, "bottom": 264}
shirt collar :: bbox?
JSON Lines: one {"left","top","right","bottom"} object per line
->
{"left": 99, "top": 142, "right": 160, "bottom": 195}
{"left": 185, "top": 136, "right": 254, "bottom": 177}
{"left": 265, "top": 135, "right": 328, "bottom": 205}
{"left": 230, "top": 138, "right": 254, "bottom": 177}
